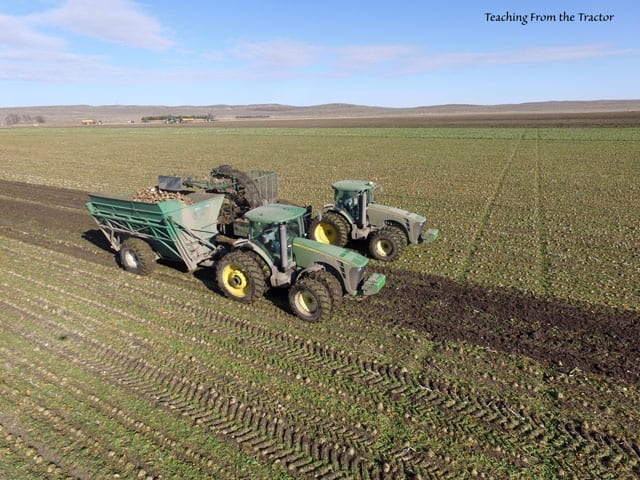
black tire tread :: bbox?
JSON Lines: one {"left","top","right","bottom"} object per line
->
{"left": 216, "top": 250, "right": 267, "bottom": 303}
{"left": 309, "top": 211, "right": 350, "bottom": 247}
{"left": 288, "top": 278, "right": 332, "bottom": 322}
{"left": 368, "top": 225, "right": 408, "bottom": 262}
{"left": 308, "top": 270, "right": 344, "bottom": 309}
{"left": 119, "top": 237, "right": 156, "bottom": 275}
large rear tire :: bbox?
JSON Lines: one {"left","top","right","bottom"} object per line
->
{"left": 309, "top": 212, "right": 350, "bottom": 247}
{"left": 288, "top": 278, "right": 332, "bottom": 322}
{"left": 216, "top": 250, "right": 267, "bottom": 303}
{"left": 368, "top": 226, "right": 407, "bottom": 262}
{"left": 119, "top": 238, "right": 156, "bottom": 275}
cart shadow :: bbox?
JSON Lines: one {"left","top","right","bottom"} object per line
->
{"left": 82, "top": 229, "right": 112, "bottom": 252}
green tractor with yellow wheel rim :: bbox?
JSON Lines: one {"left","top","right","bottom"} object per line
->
{"left": 217, "top": 203, "right": 385, "bottom": 321}
{"left": 309, "top": 180, "right": 439, "bottom": 262}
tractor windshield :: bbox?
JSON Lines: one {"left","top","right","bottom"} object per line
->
{"left": 334, "top": 189, "right": 360, "bottom": 221}
{"left": 251, "top": 218, "right": 301, "bottom": 265}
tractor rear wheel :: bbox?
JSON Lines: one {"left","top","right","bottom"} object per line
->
{"left": 119, "top": 238, "right": 156, "bottom": 275}
{"left": 368, "top": 226, "right": 407, "bottom": 262}
{"left": 288, "top": 278, "right": 332, "bottom": 322}
{"left": 309, "top": 212, "right": 350, "bottom": 247}
{"left": 216, "top": 250, "right": 267, "bottom": 303}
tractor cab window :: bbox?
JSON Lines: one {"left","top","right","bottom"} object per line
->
{"left": 251, "top": 220, "right": 279, "bottom": 259}
{"left": 251, "top": 219, "right": 299, "bottom": 265}
{"left": 335, "top": 189, "right": 360, "bottom": 221}
{"left": 284, "top": 217, "right": 302, "bottom": 240}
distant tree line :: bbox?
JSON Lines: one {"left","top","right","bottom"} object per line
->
{"left": 4, "top": 114, "right": 46, "bottom": 125}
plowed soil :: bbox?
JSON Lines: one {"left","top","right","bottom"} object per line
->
{"left": 1, "top": 178, "right": 638, "bottom": 386}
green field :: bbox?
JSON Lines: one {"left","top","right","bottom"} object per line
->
{"left": 0, "top": 125, "right": 638, "bottom": 479}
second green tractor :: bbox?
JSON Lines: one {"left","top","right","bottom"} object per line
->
{"left": 309, "top": 180, "right": 439, "bottom": 262}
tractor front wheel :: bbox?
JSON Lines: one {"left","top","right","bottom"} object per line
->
{"left": 288, "top": 278, "right": 332, "bottom": 322}
{"left": 309, "top": 212, "right": 350, "bottom": 247}
{"left": 307, "top": 269, "right": 344, "bottom": 309}
{"left": 368, "top": 226, "right": 407, "bottom": 262}
{"left": 216, "top": 250, "right": 267, "bottom": 303}
{"left": 119, "top": 238, "right": 156, "bottom": 275}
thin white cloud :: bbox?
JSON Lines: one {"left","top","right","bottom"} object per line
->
{"left": 337, "top": 45, "right": 417, "bottom": 69}
{"left": 231, "top": 39, "right": 325, "bottom": 69}
{"left": 0, "top": 14, "right": 65, "bottom": 50}
{"left": 218, "top": 40, "right": 634, "bottom": 79}
{"left": 403, "top": 44, "right": 636, "bottom": 73}
{"left": 202, "top": 50, "right": 226, "bottom": 62}
{"left": 29, "top": 0, "right": 172, "bottom": 50}
{"left": 0, "top": 1, "right": 172, "bottom": 83}
{"left": 0, "top": 12, "right": 112, "bottom": 83}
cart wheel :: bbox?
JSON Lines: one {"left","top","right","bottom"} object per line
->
{"left": 216, "top": 250, "right": 267, "bottom": 303}
{"left": 119, "top": 238, "right": 156, "bottom": 275}
{"left": 289, "top": 278, "right": 332, "bottom": 322}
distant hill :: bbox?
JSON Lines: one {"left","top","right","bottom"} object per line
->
{"left": 1, "top": 100, "right": 640, "bottom": 127}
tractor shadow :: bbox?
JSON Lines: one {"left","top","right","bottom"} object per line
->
{"left": 369, "top": 266, "right": 640, "bottom": 385}
{"left": 83, "top": 228, "right": 295, "bottom": 316}
{"left": 192, "top": 268, "right": 293, "bottom": 314}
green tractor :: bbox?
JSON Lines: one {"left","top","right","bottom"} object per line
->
{"left": 221, "top": 203, "right": 386, "bottom": 321}
{"left": 309, "top": 180, "right": 439, "bottom": 262}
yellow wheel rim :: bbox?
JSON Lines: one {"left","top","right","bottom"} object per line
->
{"left": 222, "top": 264, "right": 250, "bottom": 298}
{"left": 313, "top": 222, "right": 337, "bottom": 244}
{"left": 374, "top": 239, "right": 394, "bottom": 258}
{"left": 294, "top": 290, "right": 318, "bottom": 315}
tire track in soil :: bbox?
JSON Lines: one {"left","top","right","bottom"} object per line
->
{"left": 2, "top": 245, "right": 639, "bottom": 479}
{"left": 0, "top": 255, "right": 456, "bottom": 478}
{"left": 0, "top": 300, "right": 416, "bottom": 479}
{"left": 534, "top": 129, "right": 551, "bottom": 295}
{"left": 3, "top": 290, "right": 638, "bottom": 479}
{"left": 458, "top": 132, "right": 524, "bottom": 282}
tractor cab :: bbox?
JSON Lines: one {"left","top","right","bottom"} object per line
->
{"left": 244, "top": 204, "right": 307, "bottom": 270}
{"left": 332, "top": 180, "right": 376, "bottom": 226}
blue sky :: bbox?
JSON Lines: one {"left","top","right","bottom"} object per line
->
{"left": 1, "top": 0, "right": 638, "bottom": 107}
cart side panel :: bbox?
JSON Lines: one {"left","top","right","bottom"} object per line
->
{"left": 87, "top": 193, "right": 225, "bottom": 266}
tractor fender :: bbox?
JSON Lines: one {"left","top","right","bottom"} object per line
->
{"left": 227, "top": 239, "right": 276, "bottom": 275}
{"left": 381, "top": 219, "right": 409, "bottom": 237}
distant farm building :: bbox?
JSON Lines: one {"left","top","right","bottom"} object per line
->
{"left": 141, "top": 114, "right": 215, "bottom": 124}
